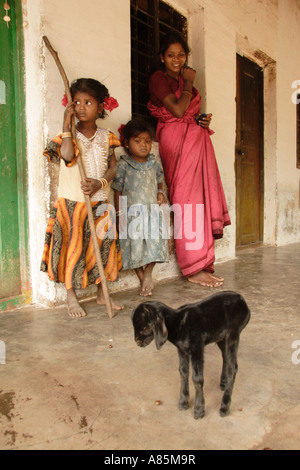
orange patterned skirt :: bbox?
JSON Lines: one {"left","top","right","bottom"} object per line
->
{"left": 41, "top": 198, "right": 122, "bottom": 290}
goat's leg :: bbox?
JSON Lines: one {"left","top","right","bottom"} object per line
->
{"left": 217, "top": 339, "right": 227, "bottom": 391}
{"left": 191, "top": 350, "right": 205, "bottom": 419}
{"left": 220, "top": 334, "right": 239, "bottom": 417}
{"left": 178, "top": 350, "right": 190, "bottom": 410}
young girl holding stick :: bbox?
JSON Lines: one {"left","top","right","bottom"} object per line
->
{"left": 41, "top": 78, "right": 123, "bottom": 318}
{"left": 112, "top": 119, "right": 169, "bottom": 297}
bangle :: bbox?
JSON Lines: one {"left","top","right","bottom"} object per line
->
{"left": 61, "top": 131, "right": 72, "bottom": 139}
{"left": 182, "top": 90, "right": 192, "bottom": 97}
{"left": 100, "top": 178, "right": 108, "bottom": 189}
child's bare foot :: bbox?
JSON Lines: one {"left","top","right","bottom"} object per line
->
{"left": 66, "top": 288, "right": 87, "bottom": 318}
{"left": 140, "top": 263, "right": 155, "bottom": 297}
{"left": 188, "top": 271, "right": 223, "bottom": 288}
{"left": 96, "top": 284, "right": 124, "bottom": 311}
{"left": 135, "top": 267, "right": 144, "bottom": 286}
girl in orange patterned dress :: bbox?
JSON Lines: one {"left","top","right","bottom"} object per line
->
{"left": 41, "top": 78, "right": 123, "bottom": 317}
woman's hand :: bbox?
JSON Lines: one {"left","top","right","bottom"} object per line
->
{"left": 180, "top": 66, "right": 196, "bottom": 85}
{"left": 195, "top": 113, "right": 212, "bottom": 129}
{"left": 81, "top": 178, "right": 102, "bottom": 197}
{"left": 162, "top": 66, "right": 196, "bottom": 118}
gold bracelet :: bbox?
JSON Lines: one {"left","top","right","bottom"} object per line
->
{"left": 61, "top": 131, "right": 72, "bottom": 139}
{"left": 182, "top": 90, "right": 192, "bottom": 97}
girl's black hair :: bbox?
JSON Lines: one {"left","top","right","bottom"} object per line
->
{"left": 70, "top": 78, "right": 109, "bottom": 118}
{"left": 123, "top": 118, "right": 154, "bottom": 142}
{"left": 159, "top": 31, "right": 190, "bottom": 60}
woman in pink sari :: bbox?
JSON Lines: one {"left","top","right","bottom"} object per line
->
{"left": 148, "top": 33, "right": 230, "bottom": 287}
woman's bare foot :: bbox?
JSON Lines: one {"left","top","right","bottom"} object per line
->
{"left": 140, "top": 263, "right": 155, "bottom": 297}
{"left": 66, "top": 288, "right": 87, "bottom": 318}
{"left": 96, "top": 283, "right": 124, "bottom": 311}
{"left": 210, "top": 273, "right": 224, "bottom": 282}
{"left": 188, "top": 271, "right": 224, "bottom": 288}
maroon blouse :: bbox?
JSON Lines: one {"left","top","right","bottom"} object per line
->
{"left": 148, "top": 71, "right": 181, "bottom": 106}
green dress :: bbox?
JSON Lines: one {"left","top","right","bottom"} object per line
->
{"left": 112, "top": 154, "right": 169, "bottom": 270}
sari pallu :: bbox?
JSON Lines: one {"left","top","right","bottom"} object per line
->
{"left": 148, "top": 78, "right": 230, "bottom": 277}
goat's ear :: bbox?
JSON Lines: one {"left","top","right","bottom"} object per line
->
{"left": 153, "top": 317, "right": 168, "bottom": 350}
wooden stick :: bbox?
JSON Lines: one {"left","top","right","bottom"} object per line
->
{"left": 42, "top": 36, "right": 114, "bottom": 318}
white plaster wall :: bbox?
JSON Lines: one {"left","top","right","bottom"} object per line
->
{"left": 23, "top": 0, "right": 134, "bottom": 305}
{"left": 275, "top": 0, "right": 300, "bottom": 245}
{"left": 23, "top": 0, "right": 180, "bottom": 305}
{"left": 22, "top": 0, "right": 53, "bottom": 304}
{"left": 199, "top": 0, "right": 300, "bottom": 246}
{"left": 22, "top": 0, "right": 300, "bottom": 306}
{"left": 198, "top": 2, "right": 237, "bottom": 262}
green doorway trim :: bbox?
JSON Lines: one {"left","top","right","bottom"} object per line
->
{"left": 0, "top": 0, "right": 30, "bottom": 312}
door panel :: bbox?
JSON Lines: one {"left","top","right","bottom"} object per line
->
{"left": 0, "top": 2, "right": 22, "bottom": 298}
{"left": 236, "top": 55, "right": 264, "bottom": 247}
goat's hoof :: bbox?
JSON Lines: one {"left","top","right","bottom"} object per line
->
{"left": 219, "top": 406, "right": 230, "bottom": 417}
{"left": 178, "top": 401, "right": 189, "bottom": 411}
{"left": 220, "top": 382, "right": 226, "bottom": 391}
{"left": 194, "top": 408, "right": 205, "bottom": 420}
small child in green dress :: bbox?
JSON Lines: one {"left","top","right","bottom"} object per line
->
{"left": 112, "top": 119, "right": 169, "bottom": 296}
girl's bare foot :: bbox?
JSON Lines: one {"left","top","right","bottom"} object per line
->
{"left": 66, "top": 288, "right": 87, "bottom": 318}
{"left": 96, "top": 283, "right": 124, "bottom": 311}
{"left": 188, "top": 271, "right": 224, "bottom": 288}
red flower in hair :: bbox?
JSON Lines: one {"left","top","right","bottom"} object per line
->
{"left": 62, "top": 93, "right": 68, "bottom": 107}
{"left": 104, "top": 96, "right": 119, "bottom": 112}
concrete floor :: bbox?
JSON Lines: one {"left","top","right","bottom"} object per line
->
{"left": 0, "top": 243, "right": 300, "bottom": 450}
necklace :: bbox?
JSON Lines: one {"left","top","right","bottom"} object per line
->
{"left": 77, "top": 125, "right": 97, "bottom": 141}
{"left": 87, "top": 130, "right": 97, "bottom": 141}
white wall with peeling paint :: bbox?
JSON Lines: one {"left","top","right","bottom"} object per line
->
{"left": 21, "top": 0, "right": 300, "bottom": 306}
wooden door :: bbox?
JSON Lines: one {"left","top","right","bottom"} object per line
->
{"left": 236, "top": 55, "right": 264, "bottom": 247}
{"left": 0, "top": 2, "right": 21, "bottom": 298}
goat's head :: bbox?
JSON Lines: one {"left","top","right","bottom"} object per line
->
{"left": 132, "top": 301, "right": 168, "bottom": 350}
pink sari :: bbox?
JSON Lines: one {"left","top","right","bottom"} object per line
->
{"left": 148, "top": 77, "right": 231, "bottom": 277}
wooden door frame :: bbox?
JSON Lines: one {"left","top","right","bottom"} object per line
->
{"left": 0, "top": 0, "right": 30, "bottom": 311}
{"left": 235, "top": 53, "right": 264, "bottom": 247}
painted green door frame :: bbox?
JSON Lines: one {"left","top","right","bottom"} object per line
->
{"left": 0, "top": 0, "right": 30, "bottom": 311}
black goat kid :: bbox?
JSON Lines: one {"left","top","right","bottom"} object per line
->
{"left": 132, "top": 291, "right": 250, "bottom": 419}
